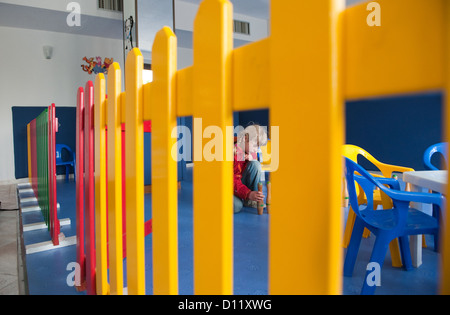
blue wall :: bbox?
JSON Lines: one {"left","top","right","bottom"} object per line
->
{"left": 12, "top": 107, "right": 185, "bottom": 182}
{"left": 346, "top": 92, "right": 443, "bottom": 171}
{"left": 238, "top": 109, "right": 269, "bottom": 129}
{"left": 12, "top": 106, "right": 76, "bottom": 179}
{"left": 14, "top": 94, "right": 441, "bottom": 180}
{"left": 233, "top": 94, "right": 442, "bottom": 172}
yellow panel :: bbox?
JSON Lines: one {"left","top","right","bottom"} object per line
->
{"left": 125, "top": 48, "right": 145, "bottom": 295}
{"left": 442, "top": 0, "right": 450, "bottom": 295}
{"left": 177, "top": 66, "right": 194, "bottom": 117}
{"left": 344, "top": 0, "right": 445, "bottom": 99}
{"left": 270, "top": 0, "right": 344, "bottom": 294}
{"left": 150, "top": 27, "right": 179, "bottom": 295}
{"left": 193, "top": 0, "right": 234, "bottom": 294}
{"left": 143, "top": 82, "right": 152, "bottom": 121}
{"left": 94, "top": 73, "right": 109, "bottom": 295}
{"left": 107, "top": 62, "right": 124, "bottom": 295}
{"left": 121, "top": 92, "right": 126, "bottom": 124}
{"left": 233, "top": 38, "right": 270, "bottom": 111}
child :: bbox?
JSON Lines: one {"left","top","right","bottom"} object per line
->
{"left": 233, "top": 124, "right": 268, "bottom": 213}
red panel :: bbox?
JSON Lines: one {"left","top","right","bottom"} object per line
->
{"left": 144, "top": 219, "right": 152, "bottom": 236}
{"left": 143, "top": 120, "right": 151, "bottom": 133}
{"left": 84, "top": 81, "right": 96, "bottom": 295}
{"left": 121, "top": 121, "right": 152, "bottom": 132}
{"left": 48, "top": 104, "right": 60, "bottom": 245}
{"left": 75, "top": 87, "right": 86, "bottom": 291}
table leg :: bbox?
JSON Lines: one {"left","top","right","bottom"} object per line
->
{"left": 409, "top": 184, "right": 423, "bottom": 268}
{"left": 410, "top": 235, "right": 422, "bottom": 268}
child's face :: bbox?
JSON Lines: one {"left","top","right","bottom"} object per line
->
{"left": 244, "top": 134, "right": 258, "bottom": 154}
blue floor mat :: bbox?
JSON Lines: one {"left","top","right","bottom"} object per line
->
{"left": 21, "top": 168, "right": 440, "bottom": 295}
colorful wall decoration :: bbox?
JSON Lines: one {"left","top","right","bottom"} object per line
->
{"left": 81, "top": 56, "right": 114, "bottom": 75}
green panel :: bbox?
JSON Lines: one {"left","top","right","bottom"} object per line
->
{"left": 36, "top": 109, "right": 49, "bottom": 229}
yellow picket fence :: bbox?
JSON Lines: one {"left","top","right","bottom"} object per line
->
{"left": 90, "top": 0, "right": 450, "bottom": 295}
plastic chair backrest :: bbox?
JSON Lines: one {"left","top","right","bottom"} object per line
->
{"left": 55, "top": 144, "right": 75, "bottom": 164}
{"left": 343, "top": 144, "right": 384, "bottom": 174}
{"left": 342, "top": 144, "right": 414, "bottom": 178}
{"left": 423, "top": 142, "right": 448, "bottom": 170}
{"left": 344, "top": 158, "right": 400, "bottom": 226}
{"left": 343, "top": 144, "right": 415, "bottom": 208}
{"left": 345, "top": 157, "right": 443, "bottom": 228}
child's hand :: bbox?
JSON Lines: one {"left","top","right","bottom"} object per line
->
{"left": 248, "top": 191, "right": 264, "bottom": 202}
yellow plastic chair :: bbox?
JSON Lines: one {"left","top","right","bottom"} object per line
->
{"left": 260, "top": 140, "right": 272, "bottom": 172}
{"left": 260, "top": 140, "right": 273, "bottom": 214}
{"left": 342, "top": 144, "right": 415, "bottom": 268}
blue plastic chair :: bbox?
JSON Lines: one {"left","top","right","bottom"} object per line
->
{"left": 422, "top": 142, "right": 447, "bottom": 249}
{"left": 343, "top": 158, "right": 442, "bottom": 295}
{"left": 55, "top": 144, "right": 76, "bottom": 182}
{"left": 423, "top": 142, "right": 448, "bottom": 170}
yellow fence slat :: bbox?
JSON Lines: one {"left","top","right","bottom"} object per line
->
{"left": 120, "top": 92, "right": 126, "bottom": 124}
{"left": 94, "top": 73, "right": 109, "bottom": 295}
{"left": 125, "top": 48, "right": 146, "bottom": 295}
{"left": 107, "top": 62, "right": 124, "bottom": 295}
{"left": 82, "top": 0, "right": 450, "bottom": 296}
{"left": 442, "top": 0, "right": 450, "bottom": 296}
{"left": 269, "top": 0, "right": 344, "bottom": 294}
{"left": 344, "top": 0, "right": 445, "bottom": 99}
{"left": 151, "top": 27, "right": 179, "bottom": 295}
{"left": 233, "top": 38, "right": 270, "bottom": 111}
{"left": 143, "top": 82, "right": 152, "bottom": 121}
{"left": 193, "top": 0, "right": 234, "bottom": 295}
{"left": 177, "top": 66, "right": 194, "bottom": 117}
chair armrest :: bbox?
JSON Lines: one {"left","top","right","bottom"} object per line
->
{"left": 377, "top": 162, "right": 414, "bottom": 177}
{"left": 347, "top": 158, "right": 443, "bottom": 208}
{"left": 378, "top": 184, "right": 444, "bottom": 208}
{"left": 371, "top": 176, "right": 401, "bottom": 191}
{"left": 355, "top": 174, "right": 401, "bottom": 191}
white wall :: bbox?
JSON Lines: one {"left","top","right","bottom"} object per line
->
{"left": 0, "top": 26, "right": 123, "bottom": 181}
{"left": 177, "top": 47, "right": 193, "bottom": 70}
{"left": 0, "top": 0, "right": 270, "bottom": 181}
{"left": 0, "top": 0, "right": 122, "bottom": 19}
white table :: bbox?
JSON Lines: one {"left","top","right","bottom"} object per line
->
{"left": 402, "top": 170, "right": 447, "bottom": 267}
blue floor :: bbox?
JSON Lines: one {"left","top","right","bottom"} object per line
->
{"left": 21, "top": 167, "right": 440, "bottom": 295}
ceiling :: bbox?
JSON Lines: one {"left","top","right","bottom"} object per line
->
{"left": 346, "top": 0, "right": 367, "bottom": 6}
{"left": 137, "top": 0, "right": 270, "bottom": 61}
{"left": 137, "top": 0, "right": 174, "bottom": 55}
{"left": 181, "top": 0, "right": 270, "bottom": 20}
